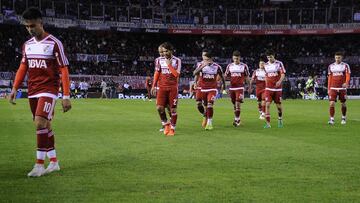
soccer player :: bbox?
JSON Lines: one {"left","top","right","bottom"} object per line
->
{"left": 100, "top": 80, "right": 108, "bottom": 99}
{"left": 151, "top": 42, "right": 181, "bottom": 136}
{"left": 193, "top": 49, "right": 226, "bottom": 130}
{"left": 154, "top": 45, "right": 172, "bottom": 132}
{"left": 327, "top": 52, "right": 351, "bottom": 125}
{"left": 145, "top": 71, "right": 152, "bottom": 101}
{"left": 249, "top": 59, "right": 266, "bottom": 119}
{"left": 8, "top": 7, "right": 71, "bottom": 177}
{"left": 194, "top": 61, "right": 207, "bottom": 127}
{"left": 263, "top": 50, "right": 286, "bottom": 128}
{"left": 224, "top": 51, "right": 250, "bottom": 126}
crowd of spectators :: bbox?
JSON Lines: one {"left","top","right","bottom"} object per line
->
{"left": 1, "top": 23, "right": 359, "bottom": 79}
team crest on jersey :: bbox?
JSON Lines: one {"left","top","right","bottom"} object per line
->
{"left": 28, "top": 59, "right": 47, "bottom": 69}
{"left": 43, "top": 45, "right": 51, "bottom": 54}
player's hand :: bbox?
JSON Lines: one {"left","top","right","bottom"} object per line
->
{"left": 151, "top": 87, "right": 157, "bottom": 96}
{"left": 62, "top": 99, "right": 72, "bottom": 113}
{"left": 275, "top": 81, "right": 282, "bottom": 88}
{"left": 342, "top": 83, "right": 349, "bottom": 88}
{"left": 166, "top": 59, "right": 171, "bottom": 65}
{"left": 8, "top": 88, "right": 17, "bottom": 105}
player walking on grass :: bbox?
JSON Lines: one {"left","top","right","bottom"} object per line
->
{"left": 194, "top": 61, "right": 207, "bottom": 127}
{"left": 193, "top": 50, "right": 226, "bottom": 130}
{"left": 263, "top": 50, "right": 286, "bottom": 128}
{"left": 249, "top": 59, "right": 266, "bottom": 120}
{"left": 151, "top": 42, "right": 181, "bottom": 136}
{"left": 154, "top": 45, "right": 172, "bottom": 132}
{"left": 224, "top": 51, "right": 250, "bottom": 127}
{"left": 8, "top": 7, "right": 71, "bottom": 177}
{"left": 327, "top": 52, "right": 351, "bottom": 125}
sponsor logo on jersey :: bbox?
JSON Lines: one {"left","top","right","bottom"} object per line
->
{"left": 231, "top": 72, "right": 242, "bottom": 77}
{"left": 267, "top": 72, "right": 278, "bottom": 77}
{"left": 203, "top": 74, "right": 215, "bottom": 79}
{"left": 28, "top": 59, "right": 48, "bottom": 68}
{"left": 161, "top": 68, "right": 171, "bottom": 74}
{"left": 333, "top": 72, "right": 344, "bottom": 76}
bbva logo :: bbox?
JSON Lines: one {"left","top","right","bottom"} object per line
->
{"left": 28, "top": 59, "right": 47, "bottom": 68}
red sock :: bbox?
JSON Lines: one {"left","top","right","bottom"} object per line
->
{"left": 262, "top": 105, "right": 265, "bottom": 114}
{"left": 159, "top": 111, "right": 167, "bottom": 123}
{"left": 197, "top": 104, "right": 205, "bottom": 116}
{"left": 207, "top": 106, "right": 213, "bottom": 119}
{"left": 258, "top": 103, "right": 262, "bottom": 112}
{"left": 341, "top": 106, "right": 347, "bottom": 117}
{"left": 234, "top": 107, "right": 240, "bottom": 119}
{"left": 265, "top": 113, "right": 271, "bottom": 123}
{"left": 47, "top": 130, "right": 57, "bottom": 162}
{"left": 171, "top": 112, "right": 177, "bottom": 128}
{"left": 330, "top": 106, "right": 335, "bottom": 117}
{"left": 36, "top": 128, "right": 48, "bottom": 164}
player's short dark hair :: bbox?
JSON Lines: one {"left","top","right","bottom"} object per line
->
{"left": 335, "top": 51, "right": 344, "bottom": 56}
{"left": 265, "top": 50, "right": 275, "bottom": 56}
{"left": 22, "top": 7, "right": 42, "bottom": 20}
{"left": 160, "top": 42, "right": 174, "bottom": 51}
{"left": 232, "top": 50, "right": 241, "bottom": 57}
{"left": 202, "top": 49, "right": 212, "bottom": 58}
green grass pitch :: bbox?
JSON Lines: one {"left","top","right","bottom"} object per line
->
{"left": 1, "top": 98, "right": 360, "bottom": 202}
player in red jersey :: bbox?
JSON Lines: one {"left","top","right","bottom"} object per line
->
{"left": 263, "top": 50, "right": 286, "bottom": 128}
{"left": 8, "top": 8, "right": 71, "bottom": 177}
{"left": 194, "top": 61, "right": 207, "bottom": 127}
{"left": 327, "top": 52, "right": 351, "bottom": 125}
{"left": 145, "top": 71, "right": 152, "bottom": 101}
{"left": 249, "top": 59, "right": 266, "bottom": 120}
{"left": 193, "top": 49, "right": 226, "bottom": 130}
{"left": 151, "top": 42, "right": 181, "bottom": 136}
{"left": 224, "top": 51, "right": 250, "bottom": 127}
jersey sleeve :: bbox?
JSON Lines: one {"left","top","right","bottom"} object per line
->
{"left": 224, "top": 64, "right": 230, "bottom": 76}
{"left": 244, "top": 64, "right": 250, "bottom": 76}
{"left": 251, "top": 70, "right": 256, "bottom": 80}
{"left": 176, "top": 58, "right": 182, "bottom": 73}
{"left": 154, "top": 58, "right": 160, "bottom": 72}
{"left": 327, "top": 65, "right": 332, "bottom": 76}
{"left": 21, "top": 44, "right": 28, "bottom": 66}
{"left": 279, "top": 62, "right": 286, "bottom": 74}
{"left": 345, "top": 64, "right": 351, "bottom": 74}
{"left": 54, "top": 40, "right": 69, "bottom": 67}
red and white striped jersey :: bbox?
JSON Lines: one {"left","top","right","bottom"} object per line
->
{"left": 264, "top": 60, "right": 286, "bottom": 91}
{"left": 21, "top": 33, "right": 69, "bottom": 99}
{"left": 225, "top": 62, "right": 249, "bottom": 90}
{"left": 328, "top": 62, "right": 351, "bottom": 89}
{"left": 252, "top": 68, "right": 266, "bottom": 91}
{"left": 199, "top": 62, "right": 223, "bottom": 90}
{"left": 155, "top": 56, "right": 181, "bottom": 88}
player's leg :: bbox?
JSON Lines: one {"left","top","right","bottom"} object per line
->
{"left": 205, "top": 91, "right": 216, "bottom": 130}
{"left": 340, "top": 90, "right": 347, "bottom": 124}
{"left": 167, "top": 87, "right": 178, "bottom": 136}
{"left": 260, "top": 91, "right": 266, "bottom": 119}
{"left": 256, "top": 90, "right": 262, "bottom": 116}
{"left": 230, "top": 90, "right": 237, "bottom": 125}
{"left": 264, "top": 90, "right": 272, "bottom": 128}
{"left": 196, "top": 89, "right": 207, "bottom": 127}
{"left": 44, "top": 121, "right": 60, "bottom": 174}
{"left": 328, "top": 90, "right": 336, "bottom": 125}
{"left": 28, "top": 97, "right": 57, "bottom": 177}
{"left": 156, "top": 89, "right": 169, "bottom": 133}
{"left": 233, "top": 90, "right": 243, "bottom": 127}
{"left": 275, "top": 91, "right": 283, "bottom": 128}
